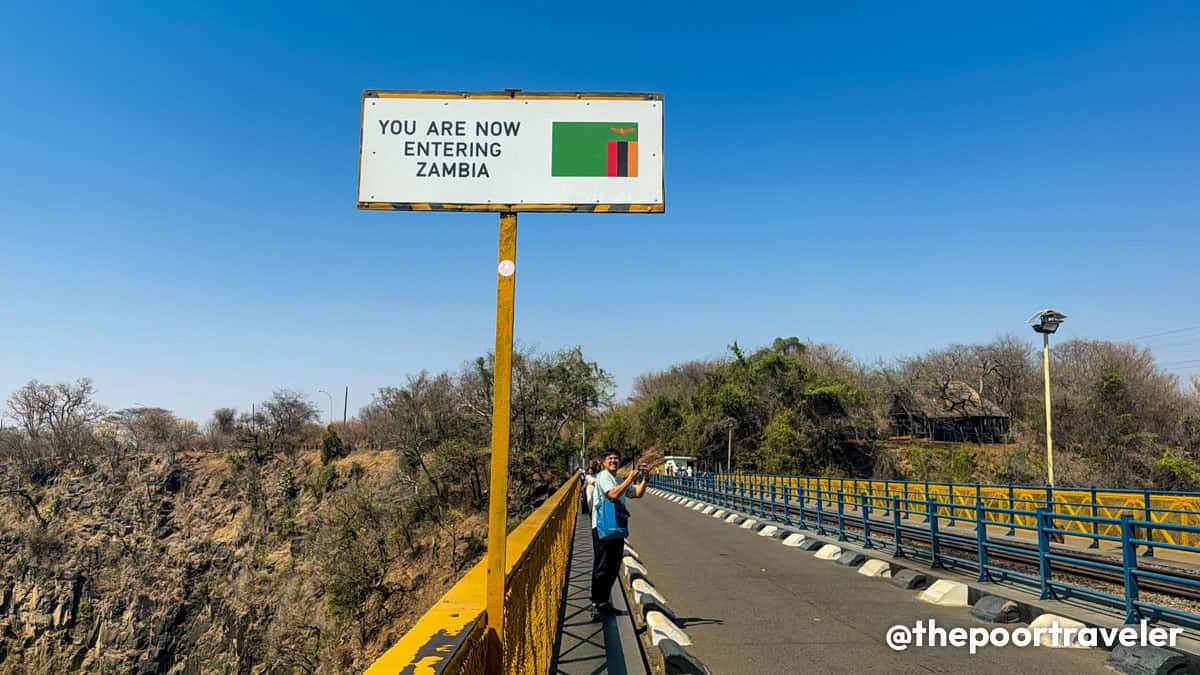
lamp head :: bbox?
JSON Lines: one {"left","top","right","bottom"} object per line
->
{"left": 1027, "top": 309, "right": 1067, "bottom": 334}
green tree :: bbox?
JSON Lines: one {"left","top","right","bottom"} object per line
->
{"left": 320, "top": 427, "right": 347, "bottom": 465}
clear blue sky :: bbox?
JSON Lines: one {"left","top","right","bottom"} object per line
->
{"left": 2, "top": 2, "right": 1198, "bottom": 422}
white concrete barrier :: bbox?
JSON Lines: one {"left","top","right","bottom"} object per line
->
{"left": 725, "top": 514, "right": 741, "bottom": 523}
{"left": 647, "top": 610, "right": 692, "bottom": 647}
{"left": 814, "top": 544, "right": 843, "bottom": 560}
{"left": 701, "top": 506, "right": 715, "bottom": 515}
{"left": 740, "top": 518, "right": 759, "bottom": 530}
{"left": 757, "top": 525, "right": 779, "bottom": 537}
{"left": 632, "top": 578, "right": 668, "bottom": 606}
{"left": 692, "top": 503, "right": 705, "bottom": 511}
{"left": 713, "top": 509, "right": 726, "bottom": 518}
{"left": 858, "top": 559, "right": 892, "bottom": 578}
{"left": 781, "top": 533, "right": 806, "bottom": 547}
{"left": 1028, "top": 614, "right": 1091, "bottom": 648}
{"left": 624, "top": 543, "right": 640, "bottom": 559}
{"left": 622, "top": 556, "right": 648, "bottom": 578}
{"left": 917, "top": 580, "right": 969, "bottom": 607}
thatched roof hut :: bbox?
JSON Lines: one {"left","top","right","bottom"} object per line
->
{"left": 889, "top": 381, "right": 1011, "bottom": 443}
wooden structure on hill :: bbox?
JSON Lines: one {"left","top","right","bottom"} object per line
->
{"left": 889, "top": 381, "right": 1011, "bottom": 444}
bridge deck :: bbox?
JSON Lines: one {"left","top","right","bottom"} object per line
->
{"left": 552, "top": 504, "right": 646, "bottom": 674}
{"left": 628, "top": 493, "right": 1112, "bottom": 674}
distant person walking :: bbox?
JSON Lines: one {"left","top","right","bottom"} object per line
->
{"left": 584, "top": 461, "right": 600, "bottom": 515}
{"left": 591, "top": 451, "right": 646, "bottom": 621}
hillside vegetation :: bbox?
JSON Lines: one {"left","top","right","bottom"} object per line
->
{"left": 0, "top": 346, "right": 610, "bottom": 673}
{"left": 594, "top": 336, "right": 1200, "bottom": 489}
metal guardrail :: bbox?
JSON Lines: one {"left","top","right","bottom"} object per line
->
{"left": 652, "top": 474, "right": 1200, "bottom": 630}
{"left": 725, "top": 474, "right": 1200, "bottom": 549}
{"left": 367, "top": 477, "right": 580, "bottom": 674}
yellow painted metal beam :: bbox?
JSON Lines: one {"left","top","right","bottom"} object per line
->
{"left": 485, "top": 212, "right": 518, "bottom": 673}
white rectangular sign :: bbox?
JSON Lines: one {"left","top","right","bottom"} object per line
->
{"left": 358, "top": 91, "right": 664, "bottom": 212}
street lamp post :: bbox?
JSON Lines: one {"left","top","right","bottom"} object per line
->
{"left": 1028, "top": 309, "right": 1067, "bottom": 487}
{"left": 316, "top": 389, "right": 334, "bottom": 426}
{"left": 720, "top": 417, "right": 737, "bottom": 474}
{"left": 580, "top": 416, "right": 586, "bottom": 470}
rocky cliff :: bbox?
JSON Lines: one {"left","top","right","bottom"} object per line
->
{"left": 0, "top": 449, "right": 484, "bottom": 674}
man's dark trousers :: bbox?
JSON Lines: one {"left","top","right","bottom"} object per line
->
{"left": 591, "top": 527, "right": 625, "bottom": 606}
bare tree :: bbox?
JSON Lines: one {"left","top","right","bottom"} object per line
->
{"left": 113, "top": 407, "right": 196, "bottom": 466}
{"left": 206, "top": 407, "right": 237, "bottom": 452}
{"left": 6, "top": 378, "right": 105, "bottom": 460}
{"left": 259, "top": 390, "right": 319, "bottom": 459}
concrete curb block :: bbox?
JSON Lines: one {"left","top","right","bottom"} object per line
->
{"left": 739, "top": 518, "right": 759, "bottom": 530}
{"left": 632, "top": 578, "right": 669, "bottom": 607}
{"left": 647, "top": 610, "right": 692, "bottom": 647}
{"left": 622, "top": 556, "right": 649, "bottom": 579}
{"left": 835, "top": 550, "right": 866, "bottom": 567}
{"left": 857, "top": 559, "right": 892, "bottom": 578}
{"left": 1106, "top": 645, "right": 1195, "bottom": 674}
{"left": 701, "top": 506, "right": 715, "bottom": 515}
{"left": 692, "top": 503, "right": 706, "bottom": 511}
{"left": 624, "top": 543, "right": 640, "bottom": 560}
{"left": 917, "top": 580, "right": 970, "bottom": 607}
{"left": 724, "top": 514, "right": 743, "bottom": 524}
{"left": 757, "top": 525, "right": 779, "bottom": 538}
{"left": 793, "top": 537, "right": 824, "bottom": 551}
{"left": 635, "top": 594, "right": 678, "bottom": 624}
{"left": 814, "top": 544, "right": 843, "bottom": 560}
{"left": 1028, "top": 614, "right": 1091, "bottom": 648}
{"left": 658, "top": 638, "right": 710, "bottom": 675}
{"left": 969, "top": 595, "right": 1023, "bottom": 624}
{"left": 712, "top": 509, "right": 726, "bottom": 519}
{"left": 889, "top": 569, "right": 932, "bottom": 590}
{"left": 781, "top": 533, "right": 807, "bottom": 547}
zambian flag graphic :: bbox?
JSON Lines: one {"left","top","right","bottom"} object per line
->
{"left": 551, "top": 122, "right": 639, "bottom": 177}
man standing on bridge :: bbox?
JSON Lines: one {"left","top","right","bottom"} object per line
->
{"left": 591, "top": 451, "right": 647, "bottom": 621}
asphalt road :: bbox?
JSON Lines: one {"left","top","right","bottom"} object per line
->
{"left": 626, "top": 493, "right": 1112, "bottom": 674}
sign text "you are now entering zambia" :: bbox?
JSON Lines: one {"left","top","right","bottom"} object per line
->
{"left": 357, "top": 91, "right": 664, "bottom": 213}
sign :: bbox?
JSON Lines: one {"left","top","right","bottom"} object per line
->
{"left": 358, "top": 91, "right": 664, "bottom": 212}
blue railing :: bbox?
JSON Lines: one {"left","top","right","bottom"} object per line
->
{"left": 651, "top": 474, "right": 1200, "bottom": 630}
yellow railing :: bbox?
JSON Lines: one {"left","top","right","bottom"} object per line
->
{"left": 366, "top": 477, "right": 580, "bottom": 674}
{"left": 724, "top": 475, "right": 1200, "bottom": 548}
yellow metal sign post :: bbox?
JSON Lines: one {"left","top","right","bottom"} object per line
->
{"left": 485, "top": 212, "right": 517, "bottom": 672}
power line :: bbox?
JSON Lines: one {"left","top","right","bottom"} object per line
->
{"left": 1154, "top": 337, "right": 1200, "bottom": 349}
{"left": 1160, "top": 358, "right": 1200, "bottom": 367}
{"left": 1117, "top": 325, "right": 1200, "bottom": 342}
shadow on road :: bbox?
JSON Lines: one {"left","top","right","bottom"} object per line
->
{"left": 674, "top": 616, "right": 724, "bottom": 628}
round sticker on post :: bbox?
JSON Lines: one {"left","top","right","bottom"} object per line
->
{"left": 498, "top": 260, "right": 516, "bottom": 277}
